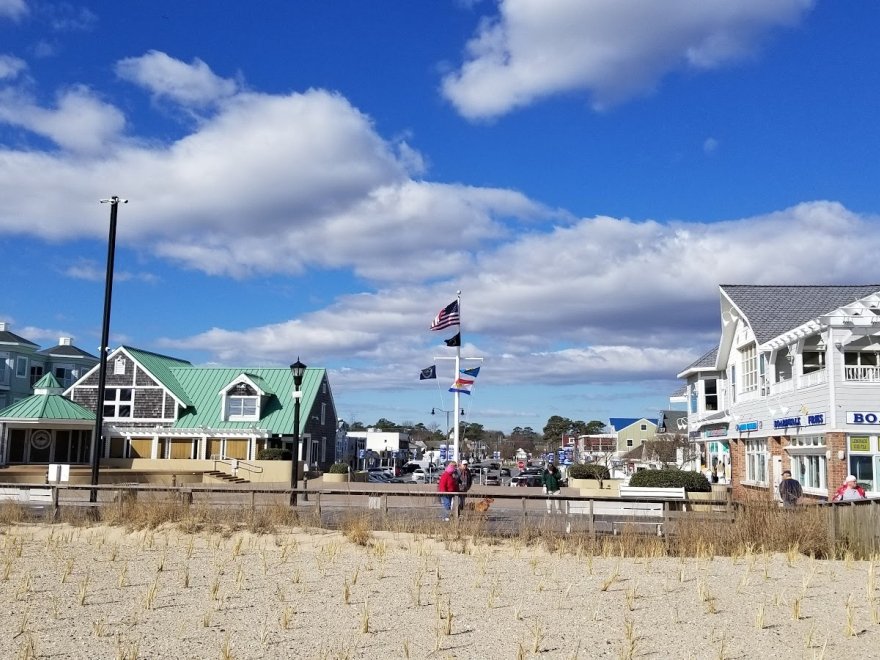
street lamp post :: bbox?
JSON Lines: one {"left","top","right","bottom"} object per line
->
{"left": 90, "top": 196, "right": 127, "bottom": 503}
{"left": 289, "top": 358, "right": 306, "bottom": 506}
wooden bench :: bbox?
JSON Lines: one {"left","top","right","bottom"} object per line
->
{"left": 0, "top": 487, "right": 54, "bottom": 507}
{"left": 619, "top": 486, "right": 686, "bottom": 500}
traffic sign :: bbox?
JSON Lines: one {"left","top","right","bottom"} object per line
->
{"left": 517, "top": 460, "right": 525, "bottom": 469}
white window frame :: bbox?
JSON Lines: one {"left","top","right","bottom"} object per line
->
{"left": 745, "top": 439, "right": 768, "bottom": 485}
{"left": 741, "top": 343, "right": 758, "bottom": 393}
{"left": 103, "top": 387, "right": 134, "bottom": 419}
{"left": 626, "top": 438, "right": 633, "bottom": 448}
{"left": 227, "top": 396, "right": 259, "bottom": 421}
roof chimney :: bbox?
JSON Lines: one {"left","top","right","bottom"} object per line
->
{"left": 59, "top": 337, "right": 72, "bottom": 346}
{"left": 0, "top": 322, "right": 7, "bottom": 331}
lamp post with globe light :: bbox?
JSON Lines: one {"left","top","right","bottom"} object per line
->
{"left": 289, "top": 358, "right": 306, "bottom": 506}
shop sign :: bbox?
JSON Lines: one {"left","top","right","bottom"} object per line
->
{"left": 848, "top": 412, "right": 880, "bottom": 425}
{"left": 805, "top": 414, "right": 825, "bottom": 426}
{"left": 737, "top": 421, "right": 760, "bottom": 432}
{"left": 703, "top": 427, "right": 728, "bottom": 438}
{"left": 850, "top": 436, "right": 871, "bottom": 452}
{"left": 773, "top": 416, "right": 801, "bottom": 429}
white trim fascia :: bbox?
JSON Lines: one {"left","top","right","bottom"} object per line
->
{"left": 217, "top": 373, "right": 268, "bottom": 398}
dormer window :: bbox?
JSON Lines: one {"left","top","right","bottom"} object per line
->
{"left": 226, "top": 382, "right": 259, "bottom": 421}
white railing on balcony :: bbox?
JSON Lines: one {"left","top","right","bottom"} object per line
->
{"left": 845, "top": 366, "right": 880, "bottom": 382}
{"left": 800, "top": 368, "right": 827, "bottom": 388}
{"left": 771, "top": 379, "right": 794, "bottom": 395}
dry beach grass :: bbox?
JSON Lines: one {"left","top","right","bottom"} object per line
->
{"left": 0, "top": 500, "right": 878, "bottom": 659}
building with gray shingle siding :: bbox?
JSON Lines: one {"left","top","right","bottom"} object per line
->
{"left": 678, "top": 284, "right": 880, "bottom": 502}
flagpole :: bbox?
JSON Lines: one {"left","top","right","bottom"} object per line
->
{"left": 453, "top": 291, "right": 462, "bottom": 462}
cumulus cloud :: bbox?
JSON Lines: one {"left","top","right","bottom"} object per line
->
{"left": 0, "top": 64, "right": 548, "bottom": 272}
{"left": 442, "top": 0, "right": 814, "bottom": 118}
{"left": 0, "top": 0, "right": 27, "bottom": 21}
{"left": 0, "top": 85, "right": 125, "bottom": 153}
{"left": 0, "top": 54, "right": 26, "bottom": 80}
{"left": 162, "top": 200, "right": 879, "bottom": 390}
{"left": 116, "top": 50, "right": 239, "bottom": 107}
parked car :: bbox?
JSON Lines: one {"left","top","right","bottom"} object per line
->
{"left": 510, "top": 474, "right": 543, "bottom": 487}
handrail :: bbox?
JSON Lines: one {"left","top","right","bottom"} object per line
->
{"left": 212, "top": 458, "right": 263, "bottom": 474}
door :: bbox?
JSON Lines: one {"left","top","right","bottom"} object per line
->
{"left": 772, "top": 455, "right": 783, "bottom": 501}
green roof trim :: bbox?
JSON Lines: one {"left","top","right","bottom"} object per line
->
{"left": 171, "top": 367, "right": 325, "bottom": 435}
{"left": 122, "top": 346, "right": 194, "bottom": 407}
{"left": 0, "top": 393, "right": 95, "bottom": 422}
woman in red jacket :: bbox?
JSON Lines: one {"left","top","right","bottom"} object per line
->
{"left": 438, "top": 462, "right": 459, "bottom": 520}
{"left": 832, "top": 475, "right": 866, "bottom": 502}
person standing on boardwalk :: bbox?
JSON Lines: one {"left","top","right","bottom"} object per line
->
{"left": 778, "top": 469, "right": 802, "bottom": 507}
{"left": 438, "top": 461, "right": 459, "bottom": 520}
{"left": 457, "top": 459, "right": 473, "bottom": 512}
{"left": 542, "top": 463, "right": 564, "bottom": 514}
{"left": 832, "top": 475, "right": 866, "bottom": 502}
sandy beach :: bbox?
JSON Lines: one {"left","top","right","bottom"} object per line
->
{"left": 0, "top": 521, "right": 877, "bottom": 659}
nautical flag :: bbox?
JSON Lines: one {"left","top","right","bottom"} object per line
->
{"left": 430, "top": 300, "right": 460, "bottom": 331}
{"left": 419, "top": 365, "right": 437, "bottom": 380}
{"left": 444, "top": 333, "right": 460, "bottom": 347}
{"left": 449, "top": 367, "right": 479, "bottom": 395}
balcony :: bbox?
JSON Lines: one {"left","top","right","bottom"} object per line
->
{"left": 800, "top": 368, "right": 827, "bottom": 388}
{"left": 845, "top": 366, "right": 880, "bottom": 382}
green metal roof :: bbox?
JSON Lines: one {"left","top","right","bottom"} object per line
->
{"left": 33, "top": 373, "right": 62, "bottom": 390}
{"left": 171, "top": 366, "right": 324, "bottom": 435}
{"left": 122, "top": 346, "right": 194, "bottom": 407}
{"left": 0, "top": 392, "right": 95, "bottom": 422}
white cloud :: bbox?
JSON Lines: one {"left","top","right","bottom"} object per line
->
{"left": 0, "top": 0, "right": 27, "bottom": 21}
{"left": 116, "top": 50, "right": 239, "bottom": 107}
{"left": 703, "top": 137, "right": 719, "bottom": 154}
{"left": 0, "top": 54, "right": 26, "bottom": 80}
{"left": 442, "top": 0, "right": 814, "bottom": 118}
{"left": 161, "top": 200, "right": 879, "bottom": 390}
{"left": 63, "top": 259, "right": 158, "bottom": 283}
{"left": 0, "top": 85, "right": 125, "bottom": 153}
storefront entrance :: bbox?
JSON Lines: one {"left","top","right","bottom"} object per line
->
{"left": 5, "top": 428, "right": 93, "bottom": 464}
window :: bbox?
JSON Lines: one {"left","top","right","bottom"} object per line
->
{"left": 850, "top": 455, "right": 873, "bottom": 492}
{"left": 103, "top": 388, "right": 133, "bottom": 418}
{"left": 0, "top": 392, "right": 7, "bottom": 410}
{"left": 30, "top": 365, "right": 44, "bottom": 387}
{"left": 802, "top": 351, "right": 825, "bottom": 374}
{"left": 741, "top": 343, "right": 757, "bottom": 393}
{"left": 226, "top": 382, "right": 259, "bottom": 421}
{"left": 689, "top": 385, "right": 697, "bottom": 413}
{"left": 15, "top": 356, "right": 27, "bottom": 379}
{"left": 321, "top": 402, "right": 326, "bottom": 425}
{"left": 640, "top": 423, "right": 647, "bottom": 431}
{"left": 745, "top": 439, "right": 768, "bottom": 484}
{"left": 730, "top": 365, "right": 737, "bottom": 403}
{"left": 626, "top": 438, "right": 633, "bottom": 448}
{"left": 704, "top": 379, "right": 718, "bottom": 411}
{"left": 0, "top": 354, "right": 7, "bottom": 385}
{"left": 54, "top": 366, "right": 74, "bottom": 388}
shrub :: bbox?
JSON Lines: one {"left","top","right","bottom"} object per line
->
{"left": 257, "top": 448, "right": 292, "bottom": 460}
{"left": 628, "top": 468, "right": 711, "bottom": 492}
{"left": 328, "top": 462, "right": 350, "bottom": 474}
{"left": 567, "top": 463, "right": 610, "bottom": 480}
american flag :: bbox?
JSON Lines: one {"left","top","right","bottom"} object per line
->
{"left": 430, "top": 300, "right": 460, "bottom": 331}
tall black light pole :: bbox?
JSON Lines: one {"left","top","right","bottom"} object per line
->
{"left": 90, "top": 196, "right": 127, "bottom": 503}
{"left": 289, "top": 358, "right": 306, "bottom": 506}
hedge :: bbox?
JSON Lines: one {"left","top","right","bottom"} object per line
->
{"left": 257, "top": 448, "right": 292, "bottom": 461}
{"left": 628, "top": 468, "right": 711, "bottom": 492}
{"left": 328, "top": 463, "right": 350, "bottom": 474}
{"left": 567, "top": 463, "right": 610, "bottom": 480}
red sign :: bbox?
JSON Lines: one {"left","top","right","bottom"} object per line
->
{"left": 517, "top": 461, "right": 525, "bottom": 469}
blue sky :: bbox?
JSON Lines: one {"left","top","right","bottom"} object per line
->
{"left": 1, "top": 0, "right": 878, "bottom": 434}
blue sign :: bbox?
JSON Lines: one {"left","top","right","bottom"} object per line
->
{"left": 774, "top": 416, "right": 801, "bottom": 429}
{"left": 737, "top": 421, "right": 759, "bottom": 432}
{"left": 806, "top": 414, "right": 825, "bottom": 426}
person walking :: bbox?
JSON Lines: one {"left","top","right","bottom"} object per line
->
{"left": 542, "top": 463, "right": 564, "bottom": 514}
{"left": 457, "top": 459, "right": 473, "bottom": 512}
{"left": 832, "top": 475, "right": 866, "bottom": 502}
{"left": 778, "top": 469, "right": 803, "bottom": 507}
{"left": 437, "top": 461, "right": 459, "bottom": 521}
